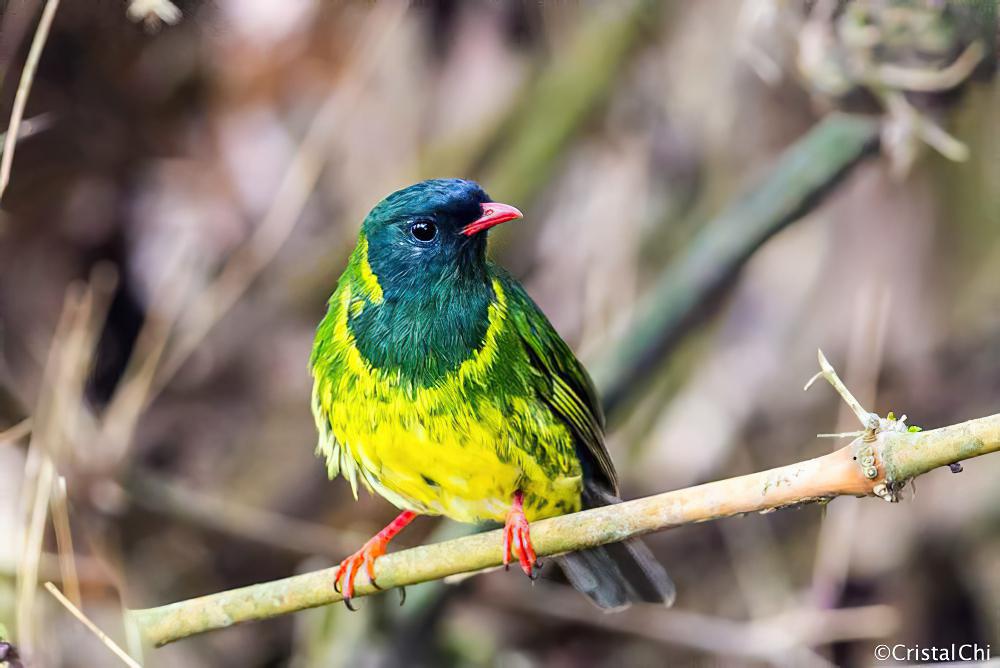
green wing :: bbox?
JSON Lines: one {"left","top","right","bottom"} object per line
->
{"left": 501, "top": 273, "right": 619, "bottom": 494}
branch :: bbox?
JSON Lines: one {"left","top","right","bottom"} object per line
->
{"left": 129, "top": 352, "right": 1000, "bottom": 646}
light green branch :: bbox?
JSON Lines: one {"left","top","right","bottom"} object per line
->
{"left": 129, "top": 410, "right": 1000, "bottom": 647}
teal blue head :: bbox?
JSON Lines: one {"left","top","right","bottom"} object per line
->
{"left": 361, "top": 179, "right": 522, "bottom": 295}
{"left": 344, "top": 179, "right": 523, "bottom": 382}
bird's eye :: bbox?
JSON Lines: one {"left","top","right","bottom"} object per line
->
{"left": 409, "top": 220, "right": 437, "bottom": 243}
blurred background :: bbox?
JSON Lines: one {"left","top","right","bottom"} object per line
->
{"left": 1, "top": 1, "right": 998, "bottom": 666}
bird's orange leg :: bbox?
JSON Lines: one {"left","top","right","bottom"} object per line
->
{"left": 503, "top": 491, "right": 538, "bottom": 578}
{"left": 334, "top": 510, "right": 417, "bottom": 608}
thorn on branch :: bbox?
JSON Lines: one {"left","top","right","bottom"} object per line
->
{"left": 807, "top": 349, "right": 920, "bottom": 503}
{"left": 807, "top": 351, "right": 919, "bottom": 442}
{"left": 816, "top": 431, "right": 864, "bottom": 439}
{"left": 806, "top": 349, "right": 876, "bottom": 428}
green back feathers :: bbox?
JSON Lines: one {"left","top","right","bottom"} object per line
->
{"left": 502, "top": 276, "right": 617, "bottom": 493}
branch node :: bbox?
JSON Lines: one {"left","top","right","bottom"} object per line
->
{"left": 854, "top": 443, "right": 880, "bottom": 480}
{"left": 808, "top": 353, "right": 919, "bottom": 493}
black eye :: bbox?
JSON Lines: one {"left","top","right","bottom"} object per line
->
{"left": 409, "top": 220, "right": 437, "bottom": 243}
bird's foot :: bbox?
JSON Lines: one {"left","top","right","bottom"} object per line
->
{"left": 503, "top": 491, "right": 538, "bottom": 578}
{"left": 333, "top": 510, "right": 417, "bottom": 609}
{"left": 333, "top": 536, "right": 387, "bottom": 608}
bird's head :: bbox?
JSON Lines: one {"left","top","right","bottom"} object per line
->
{"left": 360, "top": 179, "right": 522, "bottom": 293}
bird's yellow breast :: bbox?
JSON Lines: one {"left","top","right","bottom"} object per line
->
{"left": 311, "top": 274, "right": 583, "bottom": 524}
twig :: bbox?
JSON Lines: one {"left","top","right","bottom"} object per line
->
{"left": 44, "top": 583, "right": 142, "bottom": 668}
{"left": 129, "top": 352, "right": 1000, "bottom": 646}
{"left": 0, "top": 0, "right": 60, "bottom": 203}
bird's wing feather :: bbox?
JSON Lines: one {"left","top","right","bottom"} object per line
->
{"left": 501, "top": 275, "right": 619, "bottom": 494}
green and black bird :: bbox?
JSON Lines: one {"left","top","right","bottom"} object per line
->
{"left": 310, "top": 178, "right": 674, "bottom": 608}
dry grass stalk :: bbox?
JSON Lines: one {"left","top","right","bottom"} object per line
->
{"left": 0, "top": 0, "right": 60, "bottom": 203}
{"left": 14, "top": 270, "right": 115, "bottom": 656}
{"left": 50, "top": 476, "right": 81, "bottom": 607}
{"left": 44, "top": 583, "right": 142, "bottom": 668}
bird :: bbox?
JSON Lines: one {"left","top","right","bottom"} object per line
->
{"left": 310, "top": 178, "right": 674, "bottom": 609}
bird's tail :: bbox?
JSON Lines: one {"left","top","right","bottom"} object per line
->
{"left": 555, "top": 486, "right": 675, "bottom": 610}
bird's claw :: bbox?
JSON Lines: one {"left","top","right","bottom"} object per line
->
{"left": 503, "top": 495, "right": 538, "bottom": 578}
{"left": 334, "top": 536, "right": 388, "bottom": 608}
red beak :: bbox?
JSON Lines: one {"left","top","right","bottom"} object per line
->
{"left": 461, "top": 202, "right": 523, "bottom": 236}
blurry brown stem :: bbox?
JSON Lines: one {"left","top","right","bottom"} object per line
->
{"left": 129, "top": 355, "right": 1000, "bottom": 647}
{"left": 126, "top": 472, "right": 367, "bottom": 557}
{"left": 0, "top": 0, "right": 60, "bottom": 203}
